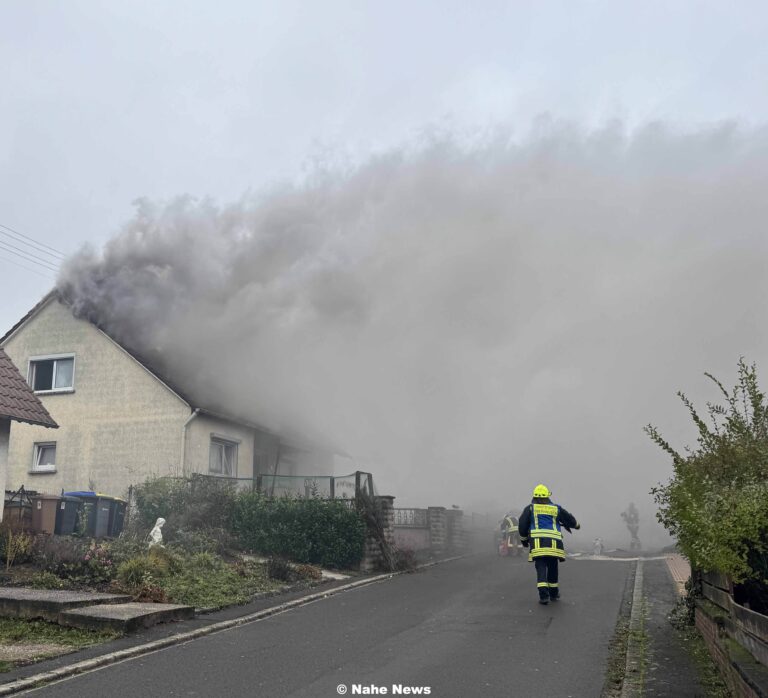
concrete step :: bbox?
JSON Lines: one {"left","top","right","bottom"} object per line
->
{"left": 59, "top": 602, "right": 195, "bottom": 633}
{"left": 0, "top": 588, "right": 132, "bottom": 622}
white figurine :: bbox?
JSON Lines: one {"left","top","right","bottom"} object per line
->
{"left": 148, "top": 517, "right": 166, "bottom": 547}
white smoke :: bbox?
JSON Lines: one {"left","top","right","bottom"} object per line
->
{"left": 58, "top": 120, "right": 768, "bottom": 547}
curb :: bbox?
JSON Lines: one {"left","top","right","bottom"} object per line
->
{"left": 621, "top": 558, "right": 645, "bottom": 698}
{"left": 0, "top": 553, "right": 468, "bottom": 695}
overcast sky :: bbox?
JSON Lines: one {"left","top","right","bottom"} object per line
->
{"left": 3, "top": 2, "right": 768, "bottom": 545}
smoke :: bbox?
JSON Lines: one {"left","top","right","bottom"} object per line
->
{"left": 58, "top": 120, "right": 768, "bottom": 547}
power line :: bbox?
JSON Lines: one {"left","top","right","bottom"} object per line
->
{"left": 0, "top": 239, "right": 60, "bottom": 273}
{"left": 0, "top": 253, "right": 57, "bottom": 280}
{"left": 0, "top": 222, "right": 66, "bottom": 260}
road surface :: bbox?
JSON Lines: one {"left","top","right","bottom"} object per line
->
{"left": 25, "top": 554, "right": 631, "bottom": 698}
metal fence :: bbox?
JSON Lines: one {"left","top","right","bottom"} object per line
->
{"left": 393, "top": 508, "right": 428, "bottom": 527}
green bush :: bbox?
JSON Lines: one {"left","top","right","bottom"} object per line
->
{"left": 116, "top": 556, "right": 156, "bottom": 588}
{"left": 233, "top": 494, "right": 366, "bottom": 568}
{"left": 27, "top": 571, "right": 72, "bottom": 590}
{"left": 132, "top": 475, "right": 237, "bottom": 537}
{"left": 648, "top": 359, "right": 768, "bottom": 599}
{"left": 35, "top": 538, "right": 116, "bottom": 587}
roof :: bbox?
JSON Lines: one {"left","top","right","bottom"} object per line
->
{"left": 0, "top": 348, "right": 58, "bottom": 428}
{"left": 1, "top": 291, "right": 344, "bottom": 452}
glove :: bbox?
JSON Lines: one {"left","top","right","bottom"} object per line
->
{"left": 575, "top": 523, "right": 581, "bottom": 530}
{"left": 521, "top": 539, "right": 529, "bottom": 548}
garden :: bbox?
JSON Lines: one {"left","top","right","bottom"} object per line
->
{"left": 0, "top": 475, "right": 370, "bottom": 671}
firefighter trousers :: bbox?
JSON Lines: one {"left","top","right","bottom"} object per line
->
{"left": 534, "top": 556, "right": 559, "bottom": 599}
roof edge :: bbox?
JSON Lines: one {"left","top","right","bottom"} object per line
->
{"left": 0, "top": 290, "right": 58, "bottom": 346}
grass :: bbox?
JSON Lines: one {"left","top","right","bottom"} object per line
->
{"left": 0, "top": 617, "right": 119, "bottom": 647}
{"left": 158, "top": 556, "right": 281, "bottom": 609}
{"left": 676, "top": 625, "right": 731, "bottom": 698}
{"left": 0, "top": 617, "right": 120, "bottom": 673}
{"left": 603, "top": 614, "right": 631, "bottom": 696}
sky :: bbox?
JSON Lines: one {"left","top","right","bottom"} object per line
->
{"left": 3, "top": 2, "right": 768, "bottom": 548}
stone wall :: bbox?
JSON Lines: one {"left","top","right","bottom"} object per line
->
{"left": 695, "top": 569, "right": 768, "bottom": 697}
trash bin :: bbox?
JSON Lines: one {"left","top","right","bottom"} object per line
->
{"left": 63, "top": 491, "right": 112, "bottom": 537}
{"left": 31, "top": 494, "right": 60, "bottom": 534}
{"left": 54, "top": 496, "right": 81, "bottom": 535}
{"left": 108, "top": 498, "right": 127, "bottom": 537}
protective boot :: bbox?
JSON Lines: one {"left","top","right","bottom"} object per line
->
{"left": 538, "top": 589, "right": 550, "bottom": 605}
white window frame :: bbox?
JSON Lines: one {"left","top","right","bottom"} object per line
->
{"left": 31, "top": 442, "right": 57, "bottom": 474}
{"left": 28, "top": 353, "right": 76, "bottom": 394}
{"left": 209, "top": 436, "right": 239, "bottom": 477}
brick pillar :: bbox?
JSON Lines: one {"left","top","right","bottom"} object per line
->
{"left": 359, "top": 495, "right": 396, "bottom": 573}
{"left": 428, "top": 506, "right": 447, "bottom": 555}
{"left": 446, "top": 509, "right": 467, "bottom": 553}
{"left": 377, "top": 496, "right": 395, "bottom": 550}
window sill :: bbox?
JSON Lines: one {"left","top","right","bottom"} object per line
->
{"left": 33, "top": 389, "right": 74, "bottom": 396}
{"left": 28, "top": 469, "right": 56, "bottom": 475}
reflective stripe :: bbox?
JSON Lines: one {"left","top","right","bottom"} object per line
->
{"left": 548, "top": 582, "right": 559, "bottom": 588}
{"left": 537, "top": 582, "right": 549, "bottom": 588}
{"left": 529, "top": 529, "right": 563, "bottom": 539}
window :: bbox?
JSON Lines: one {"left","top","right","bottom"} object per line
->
{"left": 32, "top": 442, "right": 56, "bottom": 473}
{"left": 209, "top": 438, "right": 238, "bottom": 476}
{"left": 29, "top": 354, "right": 75, "bottom": 392}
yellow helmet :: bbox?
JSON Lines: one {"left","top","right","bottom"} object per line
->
{"left": 533, "top": 484, "right": 551, "bottom": 498}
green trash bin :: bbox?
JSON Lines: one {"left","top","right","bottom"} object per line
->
{"left": 54, "top": 496, "right": 81, "bottom": 535}
{"left": 108, "top": 498, "right": 127, "bottom": 537}
{"left": 64, "top": 492, "right": 112, "bottom": 537}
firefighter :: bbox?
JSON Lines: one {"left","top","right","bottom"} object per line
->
{"left": 499, "top": 512, "right": 521, "bottom": 555}
{"left": 518, "top": 484, "right": 580, "bottom": 604}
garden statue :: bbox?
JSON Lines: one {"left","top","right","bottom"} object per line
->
{"left": 148, "top": 517, "right": 166, "bottom": 547}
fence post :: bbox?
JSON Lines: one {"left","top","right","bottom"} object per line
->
{"left": 428, "top": 507, "right": 447, "bottom": 555}
{"left": 329, "top": 477, "right": 335, "bottom": 499}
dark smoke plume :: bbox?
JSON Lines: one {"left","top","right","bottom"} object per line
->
{"left": 58, "top": 121, "right": 768, "bottom": 543}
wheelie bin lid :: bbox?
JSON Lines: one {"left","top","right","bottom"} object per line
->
{"left": 63, "top": 491, "right": 97, "bottom": 499}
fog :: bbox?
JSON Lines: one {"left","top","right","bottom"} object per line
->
{"left": 57, "top": 120, "right": 768, "bottom": 551}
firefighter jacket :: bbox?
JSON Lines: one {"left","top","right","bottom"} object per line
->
{"left": 518, "top": 499, "right": 579, "bottom": 561}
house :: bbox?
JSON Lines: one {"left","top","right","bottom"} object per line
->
{"left": 0, "top": 292, "right": 338, "bottom": 498}
{"left": 0, "top": 347, "right": 58, "bottom": 519}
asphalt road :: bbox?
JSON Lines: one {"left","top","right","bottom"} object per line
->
{"left": 25, "top": 554, "right": 631, "bottom": 698}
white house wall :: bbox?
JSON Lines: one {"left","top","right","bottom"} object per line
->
{"left": 0, "top": 418, "right": 9, "bottom": 520}
{"left": 184, "top": 413, "right": 256, "bottom": 484}
{"left": 2, "top": 299, "right": 190, "bottom": 497}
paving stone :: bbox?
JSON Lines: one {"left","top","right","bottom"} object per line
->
{"left": 59, "top": 602, "right": 195, "bottom": 633}
{"left": 0, "top": 588, "right": 131, "bottom": 623}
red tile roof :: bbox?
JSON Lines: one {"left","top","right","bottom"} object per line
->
{"left": 0, "top": 348, "right": 58, "bottom": 428}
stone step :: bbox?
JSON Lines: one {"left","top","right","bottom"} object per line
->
{"left": 59, "top": 602, "right": 195, "bottom": 633}
{"left": 0, "top": 588, "right": 132, "bottom": 623}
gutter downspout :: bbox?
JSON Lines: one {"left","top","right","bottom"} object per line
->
{"left": 180, "top": 408, "right": 200, "bottom": 476}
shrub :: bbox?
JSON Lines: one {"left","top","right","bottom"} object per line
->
{"left": 170, "top": 528, "right": 228, "bottom": 555}
{"left": 392, "top": 547, "right": 419, "bottom": 572}
{"left": 27, "top": 571, "right": 72, "bottom": 590}
{"left": 0, "top": 526, "right": 35, "bottom": 569}
{"left": 266, "top": 557, "right": 294, "bottom": 582}
{"left": 36, "top": 537, "right": 115, "bottom": 586}
{"left": 648, "top": 359, "right": 768, "bottom": 609}
{"left": 131, "top": 475, "right": 237, "bottom": 536}
{"left": 292, "top": 563, "right": 323, "bottom": 581}
{"left": 116, "top": 556, "right": 156, "bottom": 588}
{"left": 107, "top": 536, "right": 147, "bottom": 567}
{"left": 233, "top": 494, "right": 366, "bottom": 569}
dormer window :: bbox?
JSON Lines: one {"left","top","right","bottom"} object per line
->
{"left": 29, "top": 354, "right": 75, "bottom": 393}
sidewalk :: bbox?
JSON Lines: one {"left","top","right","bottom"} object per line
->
{"left": 664, "top": 553, "right": 691, "bottom": 596}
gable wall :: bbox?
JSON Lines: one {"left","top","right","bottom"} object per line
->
{"left": 2, "top": 299, "right": 189, "bottom": 497}
{"left": 184, "top": 413, "right": 257, "bottom": 484}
